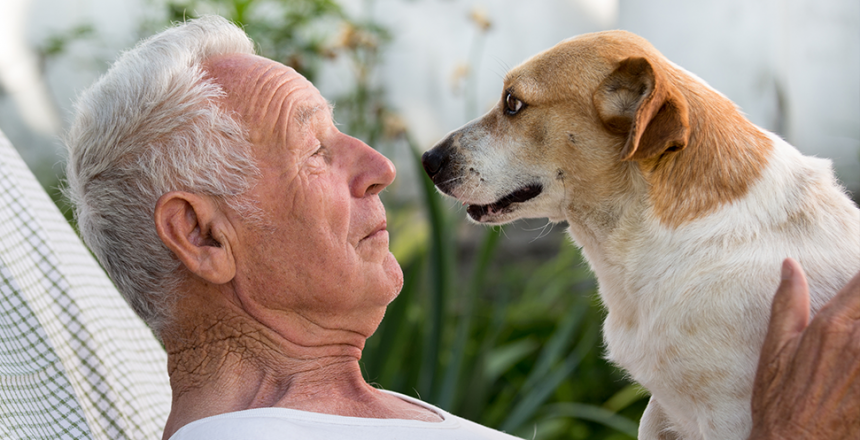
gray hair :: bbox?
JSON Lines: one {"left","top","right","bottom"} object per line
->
{"left": 64, "top": 16, "right": 259, "bottom": 335}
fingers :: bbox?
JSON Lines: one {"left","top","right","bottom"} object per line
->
{"left": 769, "top": 258, "right": 810, "bottom": 337}
{"left": 751, "top": 259, "right": 860, "bottom": 440}
{"left": 760, "top": 258, "right": 810, "bottom": 364}
{"left": 752, "top": 259, "right": 811, "bottom": 420}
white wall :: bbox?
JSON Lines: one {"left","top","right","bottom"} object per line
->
{"left": 0, "top": 0, "right": 149, "bottom": 178}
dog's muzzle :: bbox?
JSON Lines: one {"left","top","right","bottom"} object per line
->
{"left": 421, "top": 136, "right": 544, "bottom": 223}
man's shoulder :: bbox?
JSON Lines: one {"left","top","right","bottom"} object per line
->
{"left": 168, "top": 400, "right": 523, "bottom": 440}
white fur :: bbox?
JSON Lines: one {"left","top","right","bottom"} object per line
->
{"left": 579, "top": 132, "right": 860, "bottom": 438}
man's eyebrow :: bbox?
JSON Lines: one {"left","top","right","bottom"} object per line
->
{"left": 296, "top": 101, "right": 335, "bottom": 126}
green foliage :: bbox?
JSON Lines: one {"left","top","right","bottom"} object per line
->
{"left": 165, "top": 0, "right": 344, "bottom": 82}
{"left": 39, "top": 24, "right": 96, "bottom": 58}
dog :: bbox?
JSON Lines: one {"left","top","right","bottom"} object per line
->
{"left": 421, "top": 30, "right": 860, "bottom": 440}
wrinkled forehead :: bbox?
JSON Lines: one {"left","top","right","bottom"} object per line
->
{"left": 203, "top": 53, "right": 331, "bottom": 146}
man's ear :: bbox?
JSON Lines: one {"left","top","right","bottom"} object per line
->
{"left": 154, "top": 191, "right": 236, "bottom": 284}
{"left": 593, "top": 56, "right": 690, "bottom": 161}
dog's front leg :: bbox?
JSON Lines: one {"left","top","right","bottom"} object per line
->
{"left": 639, "top": 397, "right": 683, "bottom": 440}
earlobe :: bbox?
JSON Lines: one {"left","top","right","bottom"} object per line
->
{"left": 154, "top": 192, "right": 237, "bottom": 285}
{"left": 593, "top": 56, "right": 690, "bottom": 161}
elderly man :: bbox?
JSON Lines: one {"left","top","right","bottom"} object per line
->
{"left": 63, "top": 16, "right": 858, "bottom": 440}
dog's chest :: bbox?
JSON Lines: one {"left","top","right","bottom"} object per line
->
{"left": 581, "top": 216, "right": 780, "bottom": 401}
{"left": 579, "top": 165, "right": 860, "bottom": 436}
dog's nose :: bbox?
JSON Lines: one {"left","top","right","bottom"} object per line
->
{"left": 421, "top": 148, "right": 448, "bottom": 180}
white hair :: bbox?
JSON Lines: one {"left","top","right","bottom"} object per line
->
{"left": 64, "top": 16, "right": 259, "bottom": 335}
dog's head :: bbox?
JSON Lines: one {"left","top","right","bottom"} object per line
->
{"left": 422, "top": 31, "right": 693, "bottom": 226}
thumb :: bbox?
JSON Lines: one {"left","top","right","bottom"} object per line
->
{"left": 764, "top": 258, "right": 811, "bottom": 350}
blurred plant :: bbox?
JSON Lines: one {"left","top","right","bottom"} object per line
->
{"left": 32, "top": 23, "right": 98, "bottom": 225}
{"left": 464, "top": 5, "right": 491, "bottom": 120}
{"left": 161, "top": 0, "right": 342, "bottom": 81}
{"left": 37, "top": 24, "right": 96, "bottom": 60}
{"left": 449, "top": 62, "right": 470, "bottom": 95}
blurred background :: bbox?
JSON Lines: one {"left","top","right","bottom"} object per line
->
{"left": 1, "top": 0, "right": 857, "bottom": 438}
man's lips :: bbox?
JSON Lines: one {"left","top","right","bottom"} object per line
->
{"left": 361, "top": 220, "right": 388, "bottom": 241}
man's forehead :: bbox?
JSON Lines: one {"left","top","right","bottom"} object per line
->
{"left": 296, "top": 101, "right": 335, "bottom": 126}
{"left": 205, "top": 53, "right": 289, "bottom": 82}
{"left": 203, "top": 53, "right": 332, "bottom": 136}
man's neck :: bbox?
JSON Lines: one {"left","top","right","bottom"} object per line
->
{"left": 160, "top": 289, "right": 441, "bottom": 439}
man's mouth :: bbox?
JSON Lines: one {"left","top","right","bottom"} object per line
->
{"left": 466, "top": 184, "right": 543, "bottom": 219}
{"left": 361, "top": 219, "right": 388, "bottom": 242}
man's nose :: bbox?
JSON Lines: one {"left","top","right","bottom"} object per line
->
{"left": 350, "top": 138, "right": 396, "bottom": 197}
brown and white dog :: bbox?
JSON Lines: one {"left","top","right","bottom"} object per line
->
{"left": 421, "top": 31, "right": 860, "bottom": 440}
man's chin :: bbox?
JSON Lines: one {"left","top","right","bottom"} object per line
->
{"left": 383, "top": 253, "right": 405, "bottom": 304}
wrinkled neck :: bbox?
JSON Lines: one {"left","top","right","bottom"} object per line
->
{"left": 159, "top": 283, "right": 374, "bottom": 439}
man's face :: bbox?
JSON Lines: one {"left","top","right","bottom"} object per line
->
{"left": 206, "top": 54, "right": 402, "bottom": 335}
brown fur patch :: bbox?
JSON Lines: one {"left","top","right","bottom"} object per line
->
{"left": 641, "top": 69, "right": 773, "bottom": 227}
{"left": 581, "top": 32, "right": 773, "bottom": 228}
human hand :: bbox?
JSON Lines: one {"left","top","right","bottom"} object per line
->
{"left": 749, "top": 258, "right": 860, "bottom": 440}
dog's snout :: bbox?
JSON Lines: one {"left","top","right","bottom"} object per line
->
{"left": 421, "top": 147, "right": 449, "bottom": 181}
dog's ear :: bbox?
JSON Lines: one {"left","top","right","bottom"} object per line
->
{"left": 593, "top": 57, "right": 690, "bottom": 161}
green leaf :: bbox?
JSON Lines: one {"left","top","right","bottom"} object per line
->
{"left": 501, "top": 320, "right": 599, "bottom": 432}
{"left": 521, "top": 301, "right": 588, "bottom": 392}
{"left": 603, "top": 383, "right": 649, "bottom": 414}
{"left": 436, "top": 227, "right": 501, "bottom": 410}
{"left": 539, "top": 402, "right": 639, "bottom": 438}
{"left": 410, "top": 139, "right": 454, "bottom": 402}
{"left": 484, "top": 337, "right": 540, "bottom": 382}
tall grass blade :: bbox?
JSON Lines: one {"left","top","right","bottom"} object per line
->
{"left": 501, "top": 319, "right": 600, "bottom": 432}
{"left": 410, "top": 139, "right": 454, "bottom": 402}
{"left": 460, "top": 282, "right": 514, "bottom": 421}
{"left": 603, "top": 383, "right": 649, "bottom": 414}
{"left": 363, "top": 252, "right": 423, "bottom": 386}
{"left": 540, "top": 402, "right": 639, "bottom": 438}
{"left": 484, "top": 338, "right": 541, "bottom": 382}
{"left": 437, "top": 228, "right": 502, "bottom": 410}
{"left": 521, "top": 301, "right": 588, "bottom": 391}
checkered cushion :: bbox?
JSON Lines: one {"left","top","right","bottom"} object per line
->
{"left": 0, "top": 129, "right": 171, "bottom": 439}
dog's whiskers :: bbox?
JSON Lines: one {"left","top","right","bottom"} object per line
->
{"left": 519, "top": 220, "right": 555, "bottom": 242}
{"left": 491, "top": 57, "right": 511, "bottom": 81}
{"left": 436, "top": 175, "right": 465, "bottom": 188}
{"left": 533, "top": 221, "right": 555, "bottom": 242}
{"left": 457, "top": 178, "right": 486, "bottom": 207}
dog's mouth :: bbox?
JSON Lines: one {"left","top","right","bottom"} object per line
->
{"left": 466, "top": 184, "right": 543, "bottom": 221}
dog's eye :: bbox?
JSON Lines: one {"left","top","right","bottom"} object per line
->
{"left": 504, "top": 92, "right": 524, "bottom": 115}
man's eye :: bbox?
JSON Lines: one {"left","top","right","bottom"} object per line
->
{"left": 505, "top": 92, "right": 524, "bottom": 115}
